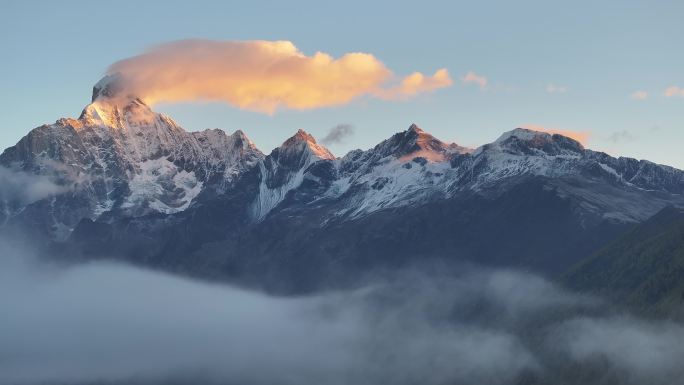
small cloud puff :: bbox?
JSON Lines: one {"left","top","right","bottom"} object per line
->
{"left": 631, "top": 90, "right": 648, "bottom": 100}
{"left": 320, "top": 124, "right": 355, "bottom": 146}
{"left": 462, "top": 71, "right": 488, "bottom": 89}
{"left": 546, "top": 84, "right": 567, "bottom": 94}
{"left": 664, "top": 86, "right": 684, "bottom": 98}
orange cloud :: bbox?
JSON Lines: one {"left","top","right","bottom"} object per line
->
{"left": 664, "top": 86, "right": 684, "bottom": 98}
{"left": 106, "top": 40, "right": 452, "bottom": 113}
{"left": 462, "top": 71, "right": 488, "bottom": 88}
{"left": 376, "top": 69, "right": 453, "bottom": 99}
{"left": 519, "top": 124, "right": 590, "bottom": 145}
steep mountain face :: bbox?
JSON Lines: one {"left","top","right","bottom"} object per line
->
{"left": 0, "top": 79, "right": 263, "bottom": 238}
{"left": 186, "top": 126, "right": 683, "bottom": 291}
{"left": 246, "top": 125, "right": 684, "bottom": 229}
{"left": 247, "top": 124, "right": 469, "bottom": 223}
{"left": 563, "top": 206, "right": 684, "bottom": 317}
{"left": 3, "top": 78, "right": 684, "bottom": 291}
{"left": 250, "top": 129, "right": 335, "bottom": 220}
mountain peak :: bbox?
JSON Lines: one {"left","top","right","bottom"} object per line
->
{"left": 231, "top": 129, "right": 261, "bottom": 152}
{"left": 407, "top": 123, "right": 424, "bottom": 133}
{"left": 495, "top": 127, "right": 544, "bottom": 143}
{"left": 78, "top": 76, "right": 166, "bottom": 130}
{"left": 90, "top": 74, "right": 148, "bottom": 110}
{"left": 233, "top": 129, "right": 248, "bottom": 138}
{"left": 231, "top": 129, "right": 252, "bottom": 142}
{"left": 291, "top": 128, "right": 316, "bottom": 143}
{"left": 491, "top": 127, "right": 585, "bottom": 154}
{"left": 92, "top": 74, "right": 125, "bottom": 102}
{"left": 282, "top": 129, "right": 316, "bottom": 147}
{"left": 280, "top": 129, "right": 334, "bottom": 160}
{"left": 78, "top": 96, "right": 158, "bottom": 130}
{"left": 496, "top": 127, "right": 584, "bottom": 146}
{"left": 375, "top": 123, "right": 458, "bottom": 162}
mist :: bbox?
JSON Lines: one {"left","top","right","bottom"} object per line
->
{"left": 0, "top": 166, "right": 67, "bottom": 205}
{"left": 2, "top": 240, "right": 684, "bottom": 385}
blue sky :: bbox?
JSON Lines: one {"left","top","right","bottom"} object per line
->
{"left": 2, "top": 0, "right": 683, "bottom": 167}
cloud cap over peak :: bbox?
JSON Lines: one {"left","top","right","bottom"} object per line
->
{"left": 106, "top": 39, "right": 452, "bottom": 114}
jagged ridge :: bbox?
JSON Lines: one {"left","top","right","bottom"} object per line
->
{"left": 2, "top": 78, "right": 684, "bottom": 240}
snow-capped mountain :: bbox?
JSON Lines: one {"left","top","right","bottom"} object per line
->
{"left": 250, "top": 129, "right": 335, "bottom": 220}
{"left": 473, "top": 127, "right": 683, "bottom": 194}
{"left": 0, "top": 77, "right": 262, "bottom": 236}
{"left": 246, "top": 124, "right": 684, "bottom": 226}
{"left": 3, "top": 78, "right": 684, "bottom": 288}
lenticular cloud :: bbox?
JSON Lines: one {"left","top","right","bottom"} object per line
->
{"left": 106, "top": 39, "right": 452, "bottom": 113}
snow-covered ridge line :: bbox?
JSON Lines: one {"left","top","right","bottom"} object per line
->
{"left": 0, "top": 92, "right": 265, "bottom": 234}
{"left": 248, "top": 124, "right": 684, "bottom": 222}
{"left": 1, "top": 76, "right": 684, "bottom": 237}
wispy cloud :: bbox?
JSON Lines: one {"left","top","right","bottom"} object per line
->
{"left": 630, "top": 90, "right": 648, "bottom": 100}
{"left": 664, "top": 86, "right": 684, "bottom": 98}
{"left": 462, "top": 71, "right": 488, "bottom": 89}
{"left": 606, "top": 130, "right": 635, "bottom": 143}
{"left": 106, "top": 39, "right": 452, "bottom": 114}
{"left": 545, "top": 84, "right": 567, "bottom": 94}
{"left": 320, "top": 124, "right": 355, "bottom": 145}
{"left": 0, "top": 167, "right": 68, "bottom": 204}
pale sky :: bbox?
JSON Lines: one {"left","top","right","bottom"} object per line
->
{"left": 1, "top": 0, "right": 683, "bottom": 167}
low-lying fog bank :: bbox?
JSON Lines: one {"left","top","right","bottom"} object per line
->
{"left": 1, "top": 240, "right": 683, "bottom": 385}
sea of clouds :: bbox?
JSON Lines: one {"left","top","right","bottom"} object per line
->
{"left": 1, "top": 236, "right": 684, "bottom": 385}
